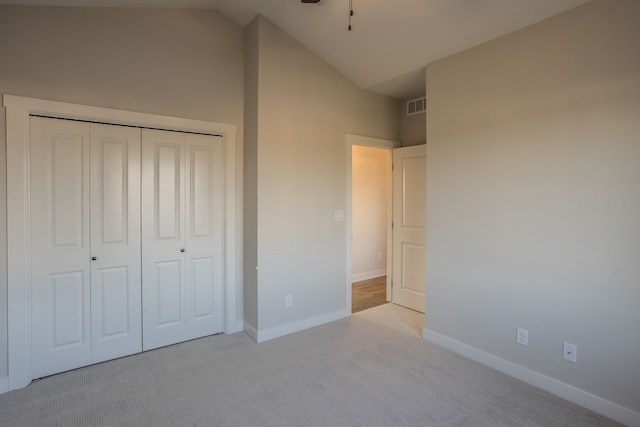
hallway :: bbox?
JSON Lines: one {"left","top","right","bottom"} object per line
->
{"left": 352, "top": 276, "right": 387, "bottom": 313}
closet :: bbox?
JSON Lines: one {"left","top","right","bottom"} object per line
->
{"left": 29, "top": 116, "right": 223, "bottom": 379}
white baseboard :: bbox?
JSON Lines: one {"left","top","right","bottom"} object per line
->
{"left": 254, "top": 310, "right": 350, "bottom": 343}
{"left": 0, "top": 376, "right": 8, "bottom": 394}
{"left": 422, "top": 328, "right": 640, "bottom": 427}
{"left": 243, "top": 321, "right": 259, "bottom": 342}
{"left": 352, "top": 269, "right": 387, "bottom": 283}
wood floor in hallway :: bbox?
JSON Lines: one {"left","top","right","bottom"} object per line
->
{"left": 352, "top": 276, "right": 387, "bottom": 313}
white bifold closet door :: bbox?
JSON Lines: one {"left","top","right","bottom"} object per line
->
{"left": 30, "top": 117, "right": 142, "bottom": 379}
{"left": 29, "top": 117, "right": 224, "bottom": 379}
{"left": 141, "top": 129, "right": 224, "bottom": 351}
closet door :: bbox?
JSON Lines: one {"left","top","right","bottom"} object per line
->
{"left": 141, "top": 129, "right": 186, "bottom": 350}
{"left": 184, "top": 133, "right": 224, "bottom": 340}
{"left": 89, "top": 124, "right": 142, "bottom": 363}
{"left": 30, "top": 117, "right": 92, "bottom": 378}
{"left": 30, "top": 118, "right": 142, "bottom": 378}
{"left": 141, "top": 129, "right": 224, "bottom": 351}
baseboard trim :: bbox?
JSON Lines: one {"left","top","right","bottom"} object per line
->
{"left": 0, "top": 376, "right": 8, "bottom": 394}
{"left": 256, "top": 310, "right": 350, "bottom": 343}
{"left": 422, "top": 328, "right": 640, "bottom": 427}
{"left": 352, "top": 269, "right": 387, "bottom": 283}
{"left": 243, "top": 322, "right": 259, "bottom": 342}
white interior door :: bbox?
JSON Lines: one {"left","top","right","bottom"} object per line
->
{"left": 142, "top": 129, "right": 186, "bottom": 350}
{"left": 89, "top": 123, "right": 142, "bottom": 363}
{"left": 30, "top": 118, "right": 143, "bottom": 378}
{"left": 184, "top": 133, "right": 224, "bottom": 340}
{"left": 30, "top": 117, "right": 92, "bottom": 378}
{"left": 392, "top": 145, "right": 427, "bottom": 313}
{"left": 142, "top": 129, "right": 224, "bottom": 351}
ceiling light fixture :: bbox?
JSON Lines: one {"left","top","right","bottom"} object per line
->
{"left": 301, "top": 0, "right": 354, "bottom": 32}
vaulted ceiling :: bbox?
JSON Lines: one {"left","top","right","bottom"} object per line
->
{"left": 0, "top": 0, "right": 591, "bottom": 99}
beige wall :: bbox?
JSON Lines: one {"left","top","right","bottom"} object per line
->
{"left": 352, "top": 146, "right": 389, "bottom": 281}
{"left": 425, "top": 0, "right": 640, "bottom": 416}
{"left": 0, "top": 6, "right": 245, "bottom": 380}
{"left": 245, "top": 16, "right": 399, "bottom": 336}
{"left": 400, "top": 98, "right": 426, "bottom": 147}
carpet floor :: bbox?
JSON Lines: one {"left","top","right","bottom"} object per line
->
{"left": 0, "top": 304, "right": 622, "bottom": 426}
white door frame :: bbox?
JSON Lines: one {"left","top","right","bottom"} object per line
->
{"left": 345, "top": 134, "right": 397, "bottom": 313}
{"left": 3, "top": 94, "right": 239, "bottom": 391}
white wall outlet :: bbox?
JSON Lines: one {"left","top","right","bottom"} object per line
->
{"left": 516, "top": 328, "right": 528, "bottom": 346}
{"left": 285, "top": 294, "right": 293, "bottom": 308}
{"left": 378, "top": 252, "right": 383, "bottom": 261}
{"left": 563, "top": 342, "right": 577, "bottom": 363}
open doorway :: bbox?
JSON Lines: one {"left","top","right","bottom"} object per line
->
{"left": 351, "top": 145, "right": 392, "bottom": 313}
{"left": 346, "top": 134, "right": 427, "bottom": 317}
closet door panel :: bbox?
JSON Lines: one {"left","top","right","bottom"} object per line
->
{"left": 30, "top": 117, "right": 92, "bottom": 378}
{"left": 190, "top": 257, "right": 214, "bottom": 319}
{"left": 156, "top": 260, "right": 182, "bottom": 326}
{"left": 96, "top": 266, "right": 129, "bottom": 334}
{"left": 156, "top": 144, "right": 181, "bottom": 240}
{"left": 49, "top": 272, "right": 86, "bottom": 347}
{"left": 185, "top": 135, "right": 224, "bottom": 339}
{"left": 90, "top": 124, "right": 142, "bottom": 363}
{"left": 142, "top": 129, "right": 187, "bottom": 351}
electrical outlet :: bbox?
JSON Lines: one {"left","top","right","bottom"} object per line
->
{"left": 516, "top": 328, "right": 528, "bottom": 346}
{"left": 285, "top": 294, "right": 293, "bottom": 308}
{"left": 378, "top": 252, "right": 383, "bottom": 261}
{"left": 563, "top": 342, "right": 577, "bottom": 363}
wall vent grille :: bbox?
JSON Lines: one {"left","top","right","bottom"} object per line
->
{"left": 406, "top": 97, "right": 426, "bottom": 116}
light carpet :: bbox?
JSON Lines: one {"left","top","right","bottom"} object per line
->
{"left": 0, "top": 304, "right": 622, "bottom": 426}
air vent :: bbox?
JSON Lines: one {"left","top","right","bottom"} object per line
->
{"left": 406, "top": 97, "right": 426, "bottom": 116}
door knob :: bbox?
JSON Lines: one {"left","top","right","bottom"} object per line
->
{"left": 180, "top": 249, "right": 185, "bottom": 252}
{"left": 91, "top": 256, "right": 97, "bottom": 261}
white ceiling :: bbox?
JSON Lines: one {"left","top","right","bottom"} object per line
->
{"left": 0, "top": 0, "right": 591, "bottom": 99}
